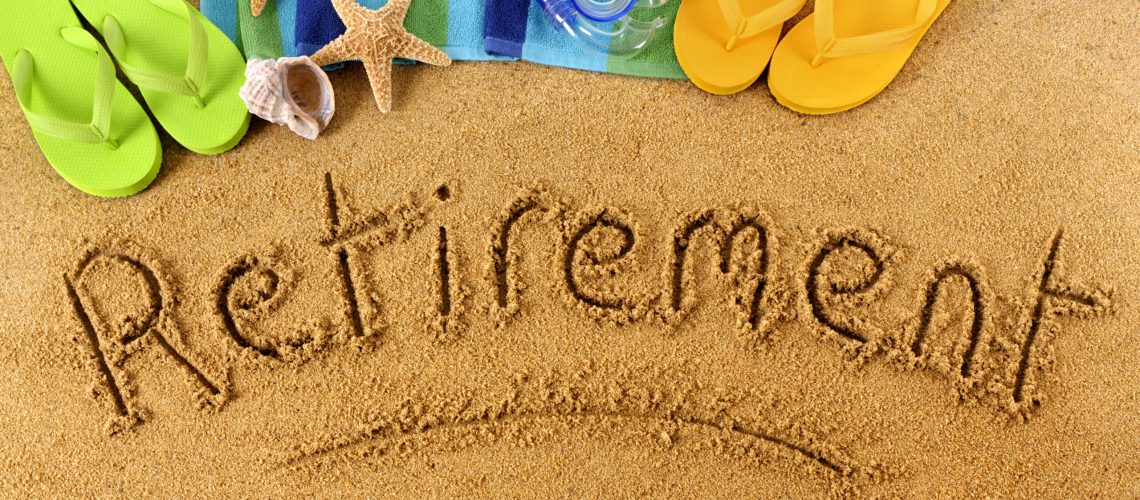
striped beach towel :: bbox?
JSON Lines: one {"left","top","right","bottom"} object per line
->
{"left": 201, "top": 0, "right": 685, "bottom": 79}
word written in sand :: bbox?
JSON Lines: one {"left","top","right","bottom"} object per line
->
{"left": 63, "top": 176, "right": 1114, "bottom": 434}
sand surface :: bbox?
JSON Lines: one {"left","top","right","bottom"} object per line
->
{"left": 1, "top": 0, "right": 1137, "bottom": 496}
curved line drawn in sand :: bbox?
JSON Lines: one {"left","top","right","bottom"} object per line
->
{"left": 487, "top": 185, "right": 564, "bottom": 325}
{"left": 721, "top": 212, "right": 772, "bottom": 328}
{"left": 908, "top": 259, "right": 992, "bottom": 380}
{"left": 285, "top": 371, "right": 857, "bottom": 484}
{"left": 803, "top": 228, "right": 897, "bottom": 350}
{"left": 561, "top": 208, "right": 651, "bottom": 324}
{"left": 295, "top": 410, "right": 846, "bottom": 472}
{"left": 665, "top": 207, "right": 789, "bottom": 339}
{"left": 64, "top": 243, "right": 226, "bottom": 434}
{"left": 668, "top": 209, "right": 718, "bottom": 314}
{"left": 492, "top": 199, "right": 540, "bottom": 309}
{"left": 214, "top": 254, "right": 293, "bottom": 358}
{"left": 1008, "top": 229, "right": 1112, "bottom": 409}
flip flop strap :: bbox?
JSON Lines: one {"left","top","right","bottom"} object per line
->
{"left": 12, "top": 27, "right": 118, "bottom": 148}
{"left": 102, "top": 0, "right": 209, "bottom": 108}
{"left": 719, "top": 0, "right": 807, "bottom": 51}
{"left": 812, "top": 0, "right": 938, "bottom": 66}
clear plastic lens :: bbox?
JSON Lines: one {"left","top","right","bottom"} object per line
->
{"left": 536, "top": 0, "right": 670, "bottom": 60}
{"left": 572, "top": 0, "right": 634, "bottom": 21}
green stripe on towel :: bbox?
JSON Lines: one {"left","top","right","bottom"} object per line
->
{"left": 405, "top": 0, "right": 449, "bottom": 49}
{"left": 236, "top": 0, "right": 285, "bottom": 60}
{"left": 604, "top": 3, "right": 686, "bottom": 79}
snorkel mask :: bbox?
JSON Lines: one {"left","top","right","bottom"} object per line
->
{"left": 535, "top": 0, "right": 670, "bottom": 58}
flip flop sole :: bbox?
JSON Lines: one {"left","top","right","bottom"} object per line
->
{"left": 674, "top": 0, "right": 783, "bottom": 95}
{"left": 768, "top": 0, "right": 952, "bottom": 114}
{"left": 30, "top": 88, "right": 164, "bottom": 198}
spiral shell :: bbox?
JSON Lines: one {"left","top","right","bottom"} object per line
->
{"left": 240, "top": 57, "right": 335, "bottom": 140}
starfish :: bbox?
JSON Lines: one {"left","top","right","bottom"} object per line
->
{"left": 250, "top": 0, "right": 267, "bottom": 16}
{"left": 310, "top": 0, "right": 451, "bottom": 112}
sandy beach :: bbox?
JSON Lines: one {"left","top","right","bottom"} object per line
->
{"left": 0, "top": 0, "right": 1137, "bottom": 495}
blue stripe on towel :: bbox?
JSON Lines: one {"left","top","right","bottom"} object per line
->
{"left": 483, "top": 0, "right": 528, "bottom": 58}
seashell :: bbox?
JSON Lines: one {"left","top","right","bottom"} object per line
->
{"left": 240, "top": 56, "right": 335, "bottom": 140}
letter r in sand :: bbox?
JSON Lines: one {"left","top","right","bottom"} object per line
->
{"left": 65, "top": 245, "right": 224, "bottom": 433}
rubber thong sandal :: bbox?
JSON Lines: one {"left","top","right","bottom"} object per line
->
{"left": 674, "top": 0, "right": 806, "bottom": 95}
{"left": 768, "top": 0, "right": 952, "bottom": 114}
{"left": 71, "top": 0, "right": 250, "bottom": 155}
{"left": 0, "top": 0, "right": 160, "bottom": 198}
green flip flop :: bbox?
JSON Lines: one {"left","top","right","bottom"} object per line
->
{"left": 71, "top": 0, "right": 250, "bottom": 155}
{"left": 0, "top": 0, "right": 161, "bottom": 198}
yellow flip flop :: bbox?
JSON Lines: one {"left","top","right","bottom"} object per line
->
{"left": 767, "top": 0, "right": 952, "bottom": 114}
{"left": 674, "top": 0, "right": 806, "bottom": 95}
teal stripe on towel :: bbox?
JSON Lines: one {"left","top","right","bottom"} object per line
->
{"left": 277, "top": 0, "right": 298, "bottom": 57}
{"left": 449, "top": 0, "right": 515, "bottom": 61}
{"left": 202, "top": 0, "right": 239, "bottom": 44}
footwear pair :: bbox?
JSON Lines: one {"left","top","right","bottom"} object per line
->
{"left": 0, "top": 0, "right": 249, "bottom": 198}
{"left": 674, "top": 0, "right": 952, "bottom": 114}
